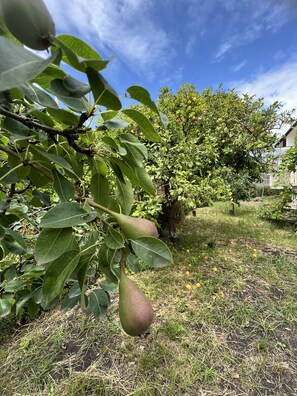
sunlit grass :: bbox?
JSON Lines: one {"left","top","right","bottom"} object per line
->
{"left": 1, "top": 201, "right": 296, "bottom": 395}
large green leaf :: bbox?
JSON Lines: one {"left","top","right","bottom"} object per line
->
{"left": 89, "top": 289, "right": 110, "bottom": 319}
{"left": 52, "top": 169, "right": 75, "bottom": 202}
{"left": 134, "top": 167, "right": 155, "bottom": 195}
{"left": 3, "top": 117, "right": 31, "bottom": 142}
{"left": 121, "top": 109, "right": 160, "bottom": 142}
{"left": 34, "top": 227, "right": 73, "bottom": 265}
{"left": 0, "top": 36, "right": 60, "bottom": 91}
{"left": 86, "top": 67, "right": 122, "bottom": 111}
{"left": 47, "top": 106, "right": 80, "bottom": 126}
{"left": 126, "top": 86, "right": 159, "bottom": 114}
{"left": 90, "top": 173, "right": 110, "bottom": 207}
{"left": 42, "top": 250, "right": 80, "bottom": 306}
{"left": 30, "top": 146, "right": 77, "bottom": 178}
{"left": 19, "top": 83, "right": 58, "bottom": 108}
{"left": 63, "top": 76, "right": 91, "bottom": 98}
{"left": 49, "top": 78, "right": 88, "bottom": 112}
{"left": 118, "top": 133, "right": 148, "bottom": 159}
{"left": 54, "top": 35, "right": 109, "bottom": 72}
{"left": 40, "top": 202, "right": 97, "bottom": 229}
{"left": 115, "top": 179, "right": 134, "bottom": 215}
{"left": 131, "top": 237, "right": 173, "bottom": 268}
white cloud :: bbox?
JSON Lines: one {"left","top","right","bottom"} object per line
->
{"left": 45, "top": 0, "right": 173, "bottom": 78}
{"left": 232, "top": 60, "right": 297, "bottom": 112}
{"left": 211, "top": 0, "right": 297, "bottom": 61}
{"left": 230, "top": 61, "right": 247, "bottom": 73}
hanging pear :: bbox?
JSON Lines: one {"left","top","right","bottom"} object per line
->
{"left": 119, "top": 269, "right": 154, "bottom": 336}
{"left": 111, "top": 212, "right": 159, "bottom": 240}
{"left": 2, "top": 0, "right": 55, "bottom": 50}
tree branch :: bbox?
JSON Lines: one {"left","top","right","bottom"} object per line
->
{"left": 0, "top": 105, "right": 94, "bottom": 156}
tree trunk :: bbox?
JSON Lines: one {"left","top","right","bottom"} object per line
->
{"left": 229, "top": 202, "right": 235, "bottom": 216}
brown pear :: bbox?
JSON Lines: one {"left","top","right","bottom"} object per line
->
{"left": 119, "top": 269, "right": 154, "bottom": 336}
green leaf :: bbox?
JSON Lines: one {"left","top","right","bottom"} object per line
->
{"left": 115, "top": 179, "right": 134, "bottom": 215}
{"left": 92, "top": 157, "right": 108, "bottom": 177}
{"left": 42, "top": 250, "right": 80, "bottom": 306}
{"left": 90, "top": 173, "right": 110, "bottom": 207}
{"left": 134, "top": 167, "right": 155, "bottom": 195}
{"left": 30, "top": 110, "right": 55, "bottom": 127}
{"left": 5, "top": 229, "right": 27, "bottom": 248}
{"left": 98, "top": 243, "right": 118, "bottom": 284}
{"left": 30, "top": 146, "right": 77, "bottom": 178}
{"left": 131, "top": 237, "right": 173, "bottom": 268}
{"left": 54, "top": 35, "right": 109, "bottom": 72}
{"left": 118, "top": 133, "right": 148, "bottom": 159}
{"left": 34, "top": 227, "right": 73, "bottom": 265}
{"left": 0, "top": 36, "right": 60, "bottom": 91}
{"left": 49, "top": 79, "right": 87, "bottom": 112}
{"left": 63, "top": 76, "right": 91, "bottom": 97}
{"left": 47, "top": 107, "right": 80, "bottom": 126}
{"left": 4, "top": 278, "right": 26, "bottom": 293}
{"left": 40, "top": 202, "right": 97, "bottom": 228}
{"left": 0, "top": 297, "right": 15, "bottom": 318}
{"left": 126, "top": 86, "right": 159, "bottom": 114}
{"left": 61, "top": 293, "right": 80, "bottom": 311}
{"left": 19, "top": 83, "right": 58, "bottom": 108}
{"left": 32, "top": 63, "right": 67, "bottom": 90}
{"left": 2, "top": 117, "right": 31, "bottom": 142}
{"left": 89, "top": 289, "right": 110, "bottom": 319}
{"left": 16, "top": 292, "right": 34, "bottom": 316}
{"left": 52, "top": 169, "right": 75, "bottom": 202}
{"left": 122, "top": 109, "right": 160, "bottom": 142}
{"left": 105, "top": 226, "right": 125, "bottom": 250}
{"left": 86, "top": 67, "right": 122, "bottom": 111}
{"left": 109, "top": 158, "right": 142, "bottom": 188}
{"left": 126, "top": 253, "right": 141, "bottom": 273}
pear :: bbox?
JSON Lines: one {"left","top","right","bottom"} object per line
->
{"left": 85, "top": 199, "right": 159, "bottom": 239}
{"left": 111, "top": 212, "right": 159, "bottom": 240}
{"left": 2, "top": 0, "right": 55, "bottom": 50}
{"left": 119, "top": 269, "right": 154, "bottom": 336}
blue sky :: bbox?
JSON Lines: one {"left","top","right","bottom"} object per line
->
{"left": 46, "top": 0, "right": 297, "bottom": 116}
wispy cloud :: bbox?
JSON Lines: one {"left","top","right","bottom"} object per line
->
{"left": 46, "top": 0, "right": 174, "bottom": 78}
{"left": 232, "top": 60, "right": 297, "bottom": 112}
{"left": 210, "top": 0, "right": 297, "bottom": 61}
{"left": 230, "top": 61, "right": 247, "bottom": 73}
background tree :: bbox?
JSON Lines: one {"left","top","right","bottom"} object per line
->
{"left": 0, "top": 2, "right": 172, "bottom": 332}
{"left": 130, "top": 84, "right": 292, "bottom": 239}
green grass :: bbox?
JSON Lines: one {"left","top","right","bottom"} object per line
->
{"left": 1, "top": 201, "right": 297, "bottom": 395}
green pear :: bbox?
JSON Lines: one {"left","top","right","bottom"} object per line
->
{"left": 2, "top": 0, "right": 55, "bottom": 50}
{"left": 119, "top": 269, "right": 154, "bottom": 336}
{"left": 111, "top": 212, "right": 159, "bottom": 240}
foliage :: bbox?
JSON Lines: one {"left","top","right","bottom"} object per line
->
{"left": 258, "top": 187, "right": 296, "bottom": 224}
{"left": 258, "top": 124, "right": 297, "bottom": 224}
{"left": 127, "top": 84, "right": 292, "bottom": 237}
{"left": 0, "top": 15, "right": 172, "bottom": 322}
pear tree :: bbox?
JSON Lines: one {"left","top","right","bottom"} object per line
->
{"left": 0, "top": 0, "right": 173, "bottom": 336}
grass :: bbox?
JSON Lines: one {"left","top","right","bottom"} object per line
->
{"left": 0, "top": 201, "right": 297, "bottom": 396}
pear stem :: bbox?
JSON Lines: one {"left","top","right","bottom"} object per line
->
{"left": 84, "top": 197, "right": 114, "bottom": 216}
